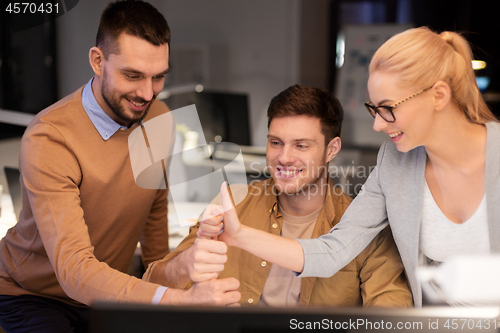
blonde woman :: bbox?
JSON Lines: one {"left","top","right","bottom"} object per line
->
{"left": 199, "top": 27, "right": 499, "bottom": 307}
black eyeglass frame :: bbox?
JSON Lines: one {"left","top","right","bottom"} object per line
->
{"left": 364, "top": 84, "right": 435, "bottom": 123}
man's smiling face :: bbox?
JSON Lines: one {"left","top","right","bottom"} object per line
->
{"left": 266, "top": 115, "right": 330, "bottom": 196}
{"left": 98, "top": 33, "right": 169, "bottom": 127}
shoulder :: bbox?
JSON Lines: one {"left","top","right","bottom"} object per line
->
{"left": 357, "top": 225, "right": 398, "bottom": 259}
{"left": 209, "top": 180, "right": 270, "bottom": 206}
{"left": 377, "top": 140, "right": 421, "bottom": 162}
{"left": 23, "top": 88, "right": 85, "bottom": 143}
{"left": 234, "top": 179, "right": 276, "bottom": 210}
{"left": 328, "top": 183, "right": 353, "bottom": 205}
{"left": 486, "top": 121, "right": 500, "bottom": 141}
{"left": 240, "top": 179, "right": 274, "bottom": 202}
{"left": 27, "top": 88, "right": 84, "bottom": 130}
{"left": 324, "top": 183, "right": 353, "bottom": 223}
{"left": 246, "top": 179, "right": 272, "bottom": 194}
{"left": 486, "top": 121, "right": 500, "bottom": 130}
{"left": 376, "top": 140, "right": 426, "bottom": 173}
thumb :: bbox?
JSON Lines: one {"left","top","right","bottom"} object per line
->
{"left": 220, "top": 181, "right": 234, "bottom": 213}
{"left": 219, "top": 182, "right": 241, "bottom": 242}
{"left": 220, "top": 182, "right": 239, "bottom": 225}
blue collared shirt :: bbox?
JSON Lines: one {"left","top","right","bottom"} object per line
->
{"left": 82, "top": 78, "right": 129, "bottom": 141}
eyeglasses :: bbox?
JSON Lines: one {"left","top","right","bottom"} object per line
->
{"left": 364, "top": 84, "right": 434, "bottom": 123}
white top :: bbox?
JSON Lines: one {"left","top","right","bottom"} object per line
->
{"left": 420, "top": 182, "right": 490, "bottom": 264}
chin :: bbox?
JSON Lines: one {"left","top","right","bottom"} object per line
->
{"left": 272, "top": 181, "right": 295, "bottom": 195}
{"left": 395, "top": 143, "right": 418, "bottom": 153}
{"left": 395, "top": 145, "right": 409, "bottom": 153}
{"left": 283, "top": 183, "right": 306, "bottom": 196}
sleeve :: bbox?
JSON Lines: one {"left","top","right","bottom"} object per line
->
{"left": 140, "top": 104, "right": 173, "bottom": 268}
{"left": 142, "top": 184, "right": 246, "bottom": 284}
{"left": 21, "top": 122, "right": 162, "bottom": 305}
{"left": 296, "top": 141, "right": 390, "bottom": 278}
{"left": 358, "top": 226, "right": 413, "bottom": 307}
{"left": 142, "top": 222, "right": 200, "bottom": 286}
{"left": 139, "top": 188, "right": 170, "bottom": 268}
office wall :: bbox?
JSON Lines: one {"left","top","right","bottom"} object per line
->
{"left": 56, "top": 0, "right": 317, "bottom": 147}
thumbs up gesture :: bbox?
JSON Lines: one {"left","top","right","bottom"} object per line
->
{"left": 198, "top": 182, "right": 241, "bottom": 246}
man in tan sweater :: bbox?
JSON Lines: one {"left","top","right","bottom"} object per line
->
{"left": 145, "top": 85, "right": 413, "bottom": 307}
{"left": 0, "top": 1, "right": 239, "bottom": 332}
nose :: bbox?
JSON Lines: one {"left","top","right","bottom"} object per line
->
{"left": 372, "top": 113, "right": 388, "bottom": 132}
{"left": 278, "top": 145, "right": 296, "bottom": 165}
{"left": 136, "top": 79, "right": 154, "bottom": 102}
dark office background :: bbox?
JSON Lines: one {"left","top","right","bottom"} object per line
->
{"left": 1, "top": 0, "right": 499, "bottom": 140}
{"left": 0, "top": 7, "right": 58, "bottom": 138}
{"left": 328, "top": 0, "right": 500, "bottom": 116}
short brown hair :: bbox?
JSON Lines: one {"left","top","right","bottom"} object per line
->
{"left": 267, "top": 85, "right": 343, "bottom": 144}
{"left": 96, "top": 0, "right": 171, "bottom": 58}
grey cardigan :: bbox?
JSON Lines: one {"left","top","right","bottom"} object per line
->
{"left": 297, "top": 122, "right": 500, "bottom": 307}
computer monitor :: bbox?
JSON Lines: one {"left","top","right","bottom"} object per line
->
{"left": 90, "top": 302, "right": 500, "bottom": 333}
{"left": 160, "top": 89, "right": 251, "bottom": 147}
{"left": 194, "top": 90, "right": 251, "bottom": 146}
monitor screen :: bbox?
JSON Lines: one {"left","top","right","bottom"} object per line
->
{"left": 194, "top": 90, "right": 251, "bottom": 146}
{"left": 160, "top": 89, "right": 251, "bottom": 147}
{"left": 90, "top": 302, "right": 500, "bottom": 333}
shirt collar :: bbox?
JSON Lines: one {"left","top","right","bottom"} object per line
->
{"left": 82, "top": 77, "right": 128, "bottom": 140}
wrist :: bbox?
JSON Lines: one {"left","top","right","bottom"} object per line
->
{"left": 152, "top": 286, "right": 168, "bottom": 304}
{"left": 160, "top": 287, "right": 187, "bottom": 306}
{"left": 226, "top": 224, "right": 247, "bottom": 248}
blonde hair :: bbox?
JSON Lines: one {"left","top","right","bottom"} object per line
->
{"left": 369, "top": 27, "right": 497, "bottom": 124}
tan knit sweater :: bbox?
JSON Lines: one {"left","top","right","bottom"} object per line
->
{"left": 0, "top": 87, "right": 170, "bottom": 306}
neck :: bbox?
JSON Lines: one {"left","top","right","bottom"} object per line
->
{"left": 277, "top": 176, "right": 328, "bottom": 216}
{"left": 424, "top": 108, "right": 487, "bottom": 169}
{"left": 91, "top": 75, "right": 104, "bottom": 109}
{"left": 91, "top": 76, "right": 131, "bottom": 127}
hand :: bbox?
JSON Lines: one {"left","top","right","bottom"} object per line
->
{"left": 161, "top": 277, "right": 241, "bottom": 307}
{"left": 198, "top": 182, "right": 242, "bottom": 246}
{"left": 184, "top": 237, "right": 228, "bottom": 282}
{"left": 198, "top": 203, "right": 225, "bottom": 239}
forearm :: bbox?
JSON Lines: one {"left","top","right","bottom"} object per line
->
{"left": 140, "top": 189, "right": 170, "bottom": 267}
{"left": 159, "top": 278, "right": 241, "bottom": 306}
{"left": 202, "top": 182, "right": 305, "bottom": 272}
{"left": 230, "top": 224, "right": 305, "bottom": 273}
{"left": 147, "top": 252, "right": 192, "bottom": 288}
{"left": 56, "top": 255, "right": 161, "bottom": 304}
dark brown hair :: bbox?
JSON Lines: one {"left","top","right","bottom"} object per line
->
{"left": 96, "top": 0, "right": 171, "bottom": 58}
{"left": 267, "top": 85, "right": 343, "bottom": 144}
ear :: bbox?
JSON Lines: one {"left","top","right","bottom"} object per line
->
{"left": 325, "top": 137, "right": 341, "bottom": 164}
{"left": 432, "top": 80, "right": 451, "bottom": 112}
{"left": 89, "top": 47, "right": 104, "bottom": 77}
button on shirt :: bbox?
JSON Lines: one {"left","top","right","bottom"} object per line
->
{"left": 258, "top": 205, "right": 321, "bottom": 307}
{"left": 81, "top": 77, "right": 167, "bottom": 304}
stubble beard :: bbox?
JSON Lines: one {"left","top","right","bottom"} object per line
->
{"left": 101, "top": 69, "right": 154, "bottom": 126}
{"left": 272, "top": 161, "right": 328, "bottom": 197}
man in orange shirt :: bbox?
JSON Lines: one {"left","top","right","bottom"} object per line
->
{"left": 0, "top": 1, "right": 239, "bottom": 332}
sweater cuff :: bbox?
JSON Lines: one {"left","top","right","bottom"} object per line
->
{"left": 152, "top": 286, "right": 168, "bottom": 304}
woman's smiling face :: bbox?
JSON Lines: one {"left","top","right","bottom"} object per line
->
{"left": 368, "top": 71, "right": 435, "bottom": 153}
